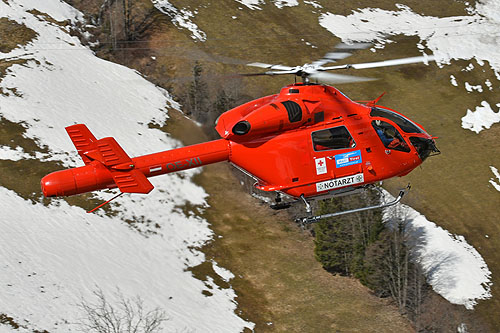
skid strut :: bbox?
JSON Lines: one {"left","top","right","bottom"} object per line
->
{"left": 297, "top": 185, "right": 410, "bottom": 225}
{"left": 300, "top": 194, "right": 312, "bottom": 214}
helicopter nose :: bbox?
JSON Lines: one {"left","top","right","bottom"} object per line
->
{"left": 409, "top": 137, "right": 439, "bottom": 162}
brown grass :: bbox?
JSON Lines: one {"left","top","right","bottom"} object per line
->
{"left": 0, "top": 18, "right": 37, "bottom": 53}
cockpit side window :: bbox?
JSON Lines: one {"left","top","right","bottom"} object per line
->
{"left": 372, "top": 120, "right": 410, "bottom": 152}
{"left": 312, "top": 126, "right": 355, "bottom": 151}
{"left": 370, "top": 107, "right": 423, "bottom": 133}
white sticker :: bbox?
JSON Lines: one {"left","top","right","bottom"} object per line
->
{"left": 315, "top": 157, "right": 327, "bottom": 175}
{"left": 316, "top": 173, "right": 364, "bottom": 192}
{"left": 149, "top": 166, "right": 162, "bottom": 173}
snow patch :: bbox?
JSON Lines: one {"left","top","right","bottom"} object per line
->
{"left": 450, "top": 74, "right": 458, "bottom": 87}
{"left": 235, "top": 0, "right": 263, "bottom": 10}
{"left": 304, "top": 0, "right": 322, "bottom": 9}
{"left": 151, "top": 1, "right": 207, "bottom": 41}
{"left": 461, "top": 101, "right": 500, "bottom": 133}
{"left": 234, "top": 0, "right": 299, "bottom": 10}
{"left": 301, "top": 38, "right": 317, "bottom": 48}
{"left": 273, "top": 0, "right": 299, "bottom": 9}
{"left": 465, "top": 82, "right": 483, "bottom": 92}
{"left": 383, "top": 191, "right": 492, "bottom": 309}
{"left": 463, "top": 63, "right": 475, "bottom": 72}
{"left": 8, "top": 0, "right": 84, "bottom": 23}
{"left": 485, "top": 79, "right": 493, "bottom": 90}
{"left": 0, "top": 146, "right": 32, "bottom": 161}
{"left": 212, "top": 260, "right": 235, "bottom": 282}
{"left": 318, "top": 4, "right": 492, "bottom": 67}
{"left": 489, "top": 166, "right": 500, "bottom": 191}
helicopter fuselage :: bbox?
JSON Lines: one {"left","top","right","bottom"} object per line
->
{"left": 216, "top": 82, "right": 437, "bottom": 199}
{"left": 41, "top": 83, "right": 437, "bottom": 204}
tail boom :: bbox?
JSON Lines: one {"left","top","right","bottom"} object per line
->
{"left": 41, "top": 125, "right": 231, "bottom": 197}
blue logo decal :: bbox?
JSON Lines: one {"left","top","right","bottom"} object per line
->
{"left": 335, "top": 150, "right": 362, "bottom": 168}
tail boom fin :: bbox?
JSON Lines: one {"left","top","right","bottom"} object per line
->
{"left": 60, "top": 124, "right": 154, "bottom": 195}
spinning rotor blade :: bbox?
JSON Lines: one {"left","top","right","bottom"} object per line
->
{"left": 247, "top": 62, "right": 296, "bottom": 71}
{"left": 240, "top": 70, "right": 298, "bottom": 76}
{"left": 311, "top": 42, "right": 372, "bottom": 67}
{"left": 320, "top": 55, "right": 435, "bottom": 71}
{"left": 311, "top": 52, "right": 351, "bottom": 67}
{"left": 308, "top": 72, "right": 375, "bottom": 84}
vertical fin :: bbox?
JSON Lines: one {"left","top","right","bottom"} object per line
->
{"left": 65, "top": 124, "right": 154, "bottom": 194}
{"left": 65, "top": 124, "right": 97, "bottom": 165}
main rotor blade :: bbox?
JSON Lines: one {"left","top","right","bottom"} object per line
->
{"left": 309, "top": 72, "right": 376, "bottom": 84}
{"left": 311, "top": 42, "right": 372, "bottom": 67}
{"left": 240, "top": 70, "right": 298, "bottom": 76}
{"left": 311, "top": 52, "right": 352, "bottom": 67}
{"left": 320, "top": 55, "right": 435, "bottom": 71}
{"left": 247, "top": 62, "right": 296, "bottom": 71}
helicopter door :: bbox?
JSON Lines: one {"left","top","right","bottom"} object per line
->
{"left": 311, "top": 126, "right": 359, "bottom": 179}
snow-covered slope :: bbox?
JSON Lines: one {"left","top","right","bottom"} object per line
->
{"left": 0, "top": 0, "right": 253, "bottom": 331}
{"left": 382, "top": 192, "right": 492, "bottom": 310}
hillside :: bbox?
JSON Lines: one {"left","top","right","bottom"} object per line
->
{"left": 146, "top": 0, "right": 500, "bottom": 328}
{"left": 114, "top": 0, "right": 499, "bottom": 328}
{"left": 1, "top": 0, "right": 500, "bottom": 332}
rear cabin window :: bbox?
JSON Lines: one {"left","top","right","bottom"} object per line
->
{"left": 312, "top": 126, "right": 355, "bottom": 151}
{"left": 370, "top": 107, "right": 423, "bottom": 133}
{"left": 372, "top": 120, "right": 410, "bottom": 152}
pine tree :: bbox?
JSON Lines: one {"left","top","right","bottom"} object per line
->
{"left": 313, "top": 188, "right": 384, "bottom": 277}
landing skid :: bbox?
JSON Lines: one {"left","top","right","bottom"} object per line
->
{"left": 296, "top": 184, "right": 411, "bottom": 225}
{"left": 270, "top": 202, "right": 292, "bottom": 210}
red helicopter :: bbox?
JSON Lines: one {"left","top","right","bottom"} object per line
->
{"left": 41, "top": 44, "right": 439, "bottom": 222}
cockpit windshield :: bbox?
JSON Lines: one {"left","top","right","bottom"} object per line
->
{"left": 372, "top": 120, "right": 410, "bottom": 152}
{"left": 370, "top": 107, "right": 423, "bottom": 133}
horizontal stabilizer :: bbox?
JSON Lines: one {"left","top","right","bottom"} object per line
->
{"left": 65, "top": 124, "right": 154, "bottom": 194}
{"left": 110, "top": 169, "right": 154, "bottom": 194}
{"left": 96, "top": 137, "right": 133, "bottom": 167}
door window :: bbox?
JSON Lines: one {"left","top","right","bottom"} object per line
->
{"left": 312, "top": 126, "right": 355, "bottom": 151}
